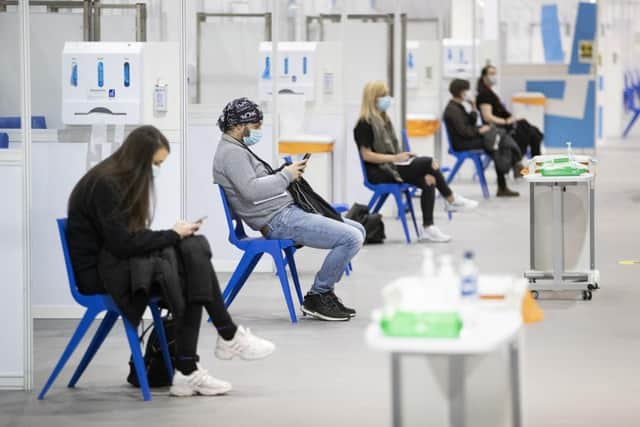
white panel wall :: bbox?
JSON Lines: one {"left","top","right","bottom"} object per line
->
{"left": 0, "top": 153, "right": 25, "bottom": 388}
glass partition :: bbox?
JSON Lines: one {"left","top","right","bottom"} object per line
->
{"left": 27, "top": 0, "right": 183, "bottom": 321}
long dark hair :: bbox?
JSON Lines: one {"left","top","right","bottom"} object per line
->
{"left": 69, "top": 125, "right": 170, "bottom": 231}
{"left": 477, "top": 64, "right": 496, "bottom": 93}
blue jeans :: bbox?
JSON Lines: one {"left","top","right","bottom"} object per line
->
{"left": 265, "top": 205, "right": 365, "bottom": 295}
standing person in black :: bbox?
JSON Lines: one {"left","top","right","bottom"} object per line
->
{"left": 476, "top": 65, "right": 543, "bottom": 157}
{"left": 443, "top": 79, "right": 524, "bottom": 197}
{"left": 354, "top": 80, "right": 478, "bottom": 243}
{"left": 66, "top": 125, "right": 274, "bottom": 397}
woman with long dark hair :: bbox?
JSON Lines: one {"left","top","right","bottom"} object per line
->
{"left": 67, "top": 125, "right": 274, "bottom": 397}
{"left": 476, "top": 65, "right": 543, "bottom": 157}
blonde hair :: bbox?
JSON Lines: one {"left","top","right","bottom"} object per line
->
{"left": 359, "top": 80, "right": 389, "bottom": 124}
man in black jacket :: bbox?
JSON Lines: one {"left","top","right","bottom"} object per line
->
{"left": 443, "top": 79, "right": 523, "bottom": 197}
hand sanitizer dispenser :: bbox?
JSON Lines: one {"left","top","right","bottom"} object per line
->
{"left": 62, "top": 42, "right": 144, "bottom": 125}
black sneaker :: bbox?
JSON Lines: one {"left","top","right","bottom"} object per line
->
{"left": 326, "top": 291, "right": 356, "bottom": 317}
{"left": 302, "top": 292, "right": 350, "bottom": 321}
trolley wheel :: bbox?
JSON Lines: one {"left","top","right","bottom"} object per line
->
{"left": 531, "top": 290, "right": 539, "bottom": 300}
{"left": 582, "top": 290, "right": 593, "bottom": 301}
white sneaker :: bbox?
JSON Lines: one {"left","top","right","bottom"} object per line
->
{"left": 445, "top": 194, "right": 479, "bottom": 212}
{"left": 170, "top": 364, "right": 232, "bottom": 397}
{"left": 419, "top": 225, "right": 452, "bottom": 243}
{"left": 215, "top": 326, "right": 276, "bottom": 361}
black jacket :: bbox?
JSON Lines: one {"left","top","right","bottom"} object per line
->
{"left": 443, "top": 100, "right": 484, "bottom": 152}
{"left": 97, "top": 236, "right": 216, "bottom": 325}
{"left": 67, "top": 175, "right": 215, "bottom": 325}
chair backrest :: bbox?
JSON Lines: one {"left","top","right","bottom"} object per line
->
{"left": 358, "top": 150, "right": 374, "bottom": 189}
{"left": 401, "top": 128, "right": 411, "bottom": 152}
{"left": 0, "top": 116, "right": 47, "bottom": 129}
{"left": 440, "top": 119, "right": 457, "bottom": 155}
{"left": 0, "top": 132, "right": 8, "bottom": 149}
{"left": 218, "top": 186, "right": 248, "bottom": 245}
{"left": 56, "top": 218, "right": 93, "bottom": 306}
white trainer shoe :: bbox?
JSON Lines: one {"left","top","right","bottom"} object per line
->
{"left": 419, "top": 225, "right": 452, "bottom": 243}
{"left": 445, "top": 194, "right": 479, "bottom": 212}
{"left": 215, "top": 326, "right": 276, "bottom": 361}
{"left": 170, "top": 364, "right": 232, "bottom": 397}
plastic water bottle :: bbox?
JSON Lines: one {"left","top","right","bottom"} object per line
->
{"left": 421, "top": 248, "right": 435, "bottom": 280}
{"left": 460, "top": 251, "right": 478, "bottom": 299}
{"left": 566, "top": 141, "right": 573, "bottom": 163}
{"left": 437, "top": 254, "right": 461, "bottom": 309}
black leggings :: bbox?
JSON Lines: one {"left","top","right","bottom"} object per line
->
{"left": 396, "top": 156, "right": 453, "bottom": 227}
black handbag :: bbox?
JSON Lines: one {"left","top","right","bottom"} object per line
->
{"left": 242, "top": 146, "right": 343, "bottom": 222}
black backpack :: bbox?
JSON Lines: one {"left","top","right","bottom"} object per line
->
{"left": 345, "top": 203, "right": 386, "bottom": 244}
{"left": 127, "top": 316, "right": 181, "bottom": 388}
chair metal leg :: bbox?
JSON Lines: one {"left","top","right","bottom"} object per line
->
{"left": 446, "top": 158, "right": 465, "bottom": 185}
{"left": 68, "top": 310, "right": 118, "bottom": 388}
{"left": 149, "top": 303, "right": 173, "bottom": 384}
{"left": 223, "top": 250, "right": 263, "bottom": 307}
{"left": 392, "top": 190, "right": 412, "bottom": 244}
{"left": 284, "top": 246, "right": 304, "bottom": 305}
{"left": 38, "top": 308, "right": 99, "bottom": 399}
{"left": 123, "top": 316, "right": 152, "bottom": 401}
{"left": 272, "top": 250, "right": 298, "bottom": 323}
{"left": 472, "top": 155, "right": 490, "bottom": 199}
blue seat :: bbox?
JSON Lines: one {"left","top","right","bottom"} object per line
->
{"left": 38, "top": 219, "right": 173, "bottom": 402}
{"left": 0, "top": 132, "right": 8, "bottom": 149}
{"left": 359, "top": 151, "right": 419, "bottom": 244}
{"left": 442, "top": 123, "right": 492, "bottom": 199}
{"left": 0, "top": 116, "right": 47, "bottom": 129}
{"left": 218, "top": 186, "right": 303, "bottom": 323}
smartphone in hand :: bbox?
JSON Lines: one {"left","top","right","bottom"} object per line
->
{"left": 192, "top": 215, "right": 208, "bottom": 224}
{"left": 302, "top": 153, "right": 312, "bottom": 160}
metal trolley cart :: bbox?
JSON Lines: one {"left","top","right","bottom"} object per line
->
{"left": 524, "top": 155, "right": 599, "bottom": 300}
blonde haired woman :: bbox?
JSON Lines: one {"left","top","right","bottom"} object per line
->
{"left": 354, "top": 81, "right": 477, "bottom": 242}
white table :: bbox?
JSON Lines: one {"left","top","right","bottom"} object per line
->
{"left": 366, "top": 310, "right": 523, "bottom": 427}
{"left": 524, "top": 170, "right": 599, "bottom": 300}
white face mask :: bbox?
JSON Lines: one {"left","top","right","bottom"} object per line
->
{"left": 487, "top": 75, "right": 498, "bottom": 86}
{"left": 152, "top": 164, "right": 161, "bottom": 178}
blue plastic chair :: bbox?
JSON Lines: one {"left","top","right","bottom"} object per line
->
{"left": 38, "top": 219, "right": 173, "bottom": 402}
{"left": 0, "top": 116, "right": 47, "bottom": 129}
{"left": 442, "top": 123, "right": 492, "bottom": 199}
{"left": 218, "top": 186, "right": 303, "bottom": 323}
{"left": 0, "top": 132, "right": 8, "bottom": 149}
{"left": 358, "top": 153, "right": 419, "bottom": 244}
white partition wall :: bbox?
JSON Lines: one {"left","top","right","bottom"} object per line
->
{"left": 0, "top": 0, "right": 33, "bottom": 391}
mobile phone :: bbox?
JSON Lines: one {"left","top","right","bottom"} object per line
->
{"left": 192, "top": 215, "right": 208, "bottom": 224}
{"left": 302, "top": 153, "right": 312, "bottom": 160}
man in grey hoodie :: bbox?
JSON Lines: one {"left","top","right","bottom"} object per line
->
{"left": 213, "top": 98, "right": 364, "bottom": 321}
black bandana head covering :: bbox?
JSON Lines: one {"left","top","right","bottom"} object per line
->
{"left": 217, "top": 97, "right": 263, "bottom": 132}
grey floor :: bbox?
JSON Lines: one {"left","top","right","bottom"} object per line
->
{"left": 2, "top": 139, "right": 640, "bottom": 427}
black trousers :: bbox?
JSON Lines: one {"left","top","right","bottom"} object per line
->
{"left": 174, "top": 242, "right": 236, "bottom": 362}
{"left": 509, "top": 119, "right": 542, "bottom": 157}
{"left": 453, "top": 138, "right": 509, "bottom": 190}
{"left": 396, "top": 156, "right": 453, "bottom": 227}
